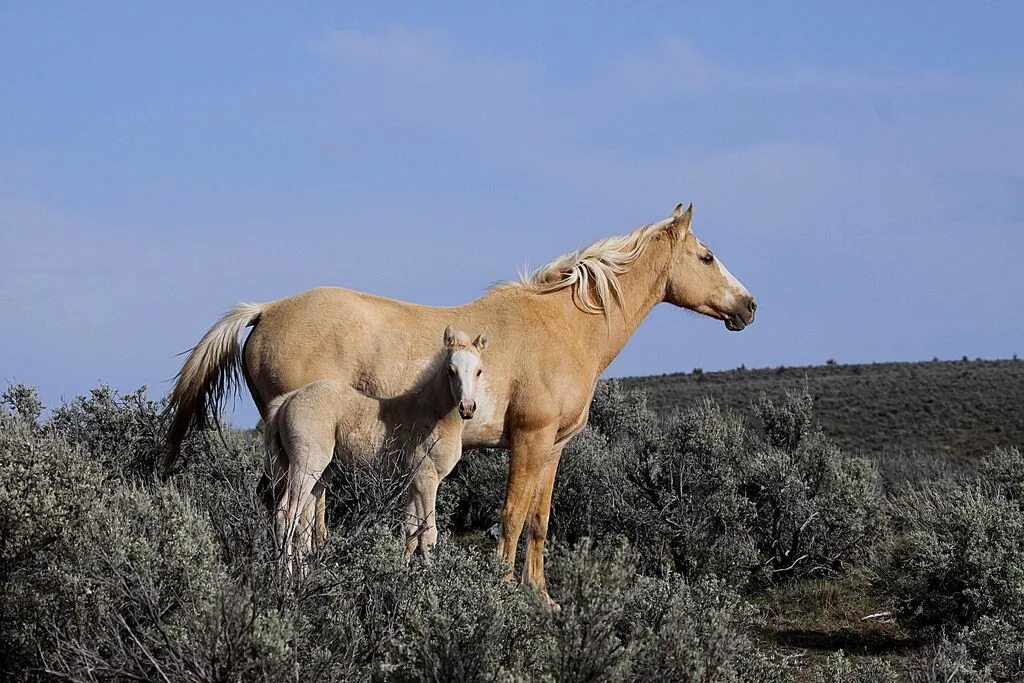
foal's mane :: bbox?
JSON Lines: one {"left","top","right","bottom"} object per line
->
{"left": 503, "top": 219, "right": 671, "bottom": 314}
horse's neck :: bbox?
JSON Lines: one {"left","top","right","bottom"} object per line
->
{"left": 458, "top": 236, "right": 669, "bottom": 381}
{"left": 574, "top": 237, "right": 671, "bottom": 373}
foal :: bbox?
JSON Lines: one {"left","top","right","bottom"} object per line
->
{"left": 263, "top": 325, "right": 487, "bottom": 567}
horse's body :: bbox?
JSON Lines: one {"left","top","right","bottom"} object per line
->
{"left": 167, "top": 203, "right": 756, "bottom": 602}
{"left": 263, "top": 327, "right": 487, "bottom": 566}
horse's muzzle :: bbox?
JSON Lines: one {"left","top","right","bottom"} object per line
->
{"left": 725, "top": 297, "right": 757, "bottom": 331}
{"left": 459, "top": 400, "right": 476, "bottom": 419}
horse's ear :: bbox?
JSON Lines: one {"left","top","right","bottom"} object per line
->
{"left": 473, "top": 332, "right": 488, "bottom": 351}
{"left": 670, "top": 202, "right": 693, "bottom": 235}
{"left": 443, "top": 325, "right": 456, "bottom": 347}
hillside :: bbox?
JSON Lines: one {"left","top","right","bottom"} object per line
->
{"left": 621, "top": 358, "right": 1024, "bottom": 462}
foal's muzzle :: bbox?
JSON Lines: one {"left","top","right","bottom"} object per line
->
{"left": 459, "top": 400, "right": 476, "bottom": 420}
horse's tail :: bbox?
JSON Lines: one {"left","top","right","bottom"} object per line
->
{"left": 165, "top": 302, "right": 265, "bottom": 473}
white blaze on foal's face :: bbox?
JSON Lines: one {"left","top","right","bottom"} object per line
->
{"left": 442, "top": 325, "right": 488, "bottom": 420}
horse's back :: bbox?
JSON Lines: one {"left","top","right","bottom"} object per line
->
{"left": 244, "top": 286, "right": 457, "bottom": 410}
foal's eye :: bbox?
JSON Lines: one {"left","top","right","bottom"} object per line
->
{"left": 476, "top": 369, "right": 482, "bottom": 377}
{"left": 701, "top": 252, "right": 714, "bottom": 264}
{"left": 448, "top": 366, "right": 456, "bottom": 375}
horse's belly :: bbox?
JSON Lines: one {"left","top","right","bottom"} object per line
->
{"left": 245, "top": 288, "right": 510, "bottom": 447}
{"left": 459, "top": 372, "right": 508, "bottom": 448}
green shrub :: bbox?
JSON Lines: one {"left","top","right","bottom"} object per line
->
{"left": 812, "top": 651, "right": 900, "bottom": 683}
{"left": 47, "top": 385, "right": 167, "bottom": 478}
{"left": 2, "top": 383, "right": 44, "bottom": 424}
{"left": 909, "top": 639, "right": 993, "bottom": 683}
{"left": 0, "top": 409, "right": 103, "bottom": 675}
{"left": 886, "top": 485, "right": 1024, "bottom": 631}
{"left": 958, "top": 617, "right": 1024, "bottom": 682}
{"left": 551, "top": 384, "right": 882, "bottom": 585}
{"left": 392, "top": 541, "right": 547, "bottom": 681}
{"left": 979, "top": 447, "right": 1024, "bottom": 504}
{"left": 543, "top": 541, "right": 790, "bottom": 682}
{"left": 546, "top": 383, "right": 759, "bottom": 584}
{"left": 434, "top": 448, "right": 509, "bottom": 533}
{"left": 746, "top": 393, "right": 884, "bottom": 579}
{"left": 4, "top": 381, "right": 885, "bottom": 680}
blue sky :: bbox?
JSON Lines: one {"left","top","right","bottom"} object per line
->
{"left": 2, "top": 3, "right": 1021, "bottom": 425}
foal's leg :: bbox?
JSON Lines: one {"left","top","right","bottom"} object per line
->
{"left": 416, "top": 439, "right": 464, "bottom": 562}
{"left": 314, "top": 493, "right": 328, "bottom": 548}
{"left": 523, "top": 447, "right": 563, "bottom": 605}
{"left": 274, "top": 482, "right": 291, "bottom": 564}
{"left": 403, "top": 470, "right": 432, "bottom": 562}
{"left": 283, "top": 443, "right": 333, "bottom": 572}
{"left": 497, "top": 426, "right": 558, "bottom": 578}
{"left": 313, "top": 464, "right": 334, "bottom": 550}
{"left": 416, "top": 468, "right": 442, "bottom": 563}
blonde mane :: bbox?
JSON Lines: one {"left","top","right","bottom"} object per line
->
{"left": 506, "top": 219, "right": 671, "bottom": 314}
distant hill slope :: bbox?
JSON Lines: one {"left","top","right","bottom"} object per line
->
{"left": 621, "top": 359, "right": 1024, "bottom": 461}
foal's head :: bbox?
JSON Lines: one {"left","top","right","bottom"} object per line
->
{"left": 663, "top": 203, "right": 758, "bottom": 331}
{"left": 442, "top": 325, "right": 488, "bottom": 420}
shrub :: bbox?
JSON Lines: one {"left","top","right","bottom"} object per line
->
{"left": 5, "top": 381, "right": 886, "bottom": 680}
{"left": 46, "top": 385, "right": 167, "bottom": 478}
{"left": 551, "top": 385, "right": 882, "bottom": 585}
{"left": 2, "top": 383, "right": 44, "bottom": 424}
{"left": 885, "top": 484, "right": 1024, "bottom": 630}
{"left": 909, "top": 639, "right": 993, "bottom": 683}
{"left": 812, "top": 651, "right": 900, "bottom": 683}
{"left": 543, "top": 541, "right": 790, "bottom": 682}
{"left": 393, "top": 541, "right": 548, "bottom": 681}
{"left": 957, "top": 617, "right": 1024, "bottom": 682}
{"left": 979, "top": 447, "right": 1024, "bottom": 504}
{"left": 547, "top": 383, "right": 759, "bottom": 584}
{"left": 42, "top": 486, "right": 295, "bottom": 682}
{"left": 745, "top": 393, "right": 884, "bottom": 579}
{"left": 879, "top": 447, "right": 1024, "bottom": 679}
{"left": 0, "top": 409, "right": 103, "bottom": 675}
{"left": 435, "top": 448, "right": 509, "bottom": 533}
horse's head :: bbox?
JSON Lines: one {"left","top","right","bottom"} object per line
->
{"left": 442, "top": 325, "right": 488, "bottom": 419}
{"left": 663, "top": 203, "right": 757, "bottom": 331}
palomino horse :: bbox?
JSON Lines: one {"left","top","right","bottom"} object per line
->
{"left": 263, "top": 326, "right": 487, "bottom": 568}
{"left": 166, "top": 203, "right": 756, "bottom": 604}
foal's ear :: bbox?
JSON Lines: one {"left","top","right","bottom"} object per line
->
{"left": 669, "top": 202, "right": 693, "bottom": 235}
{"left": 473, "top": 332, "right": 489, "bottom": 350}
{"left": 443, "top": 324, "right": 456, "bottom": 347}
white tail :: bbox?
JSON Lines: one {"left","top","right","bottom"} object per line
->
{"left": 165, "top": 302, "right": 264, "bottom": 471}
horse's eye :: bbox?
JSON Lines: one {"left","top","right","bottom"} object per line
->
{"left": 448, "top": 366, "right": 456, "bottom": 375}
{"left": 701, "top": 252, "right": 714, "bottom": 264}
{"left": 476, "top": 369, "right": 482, "bottom": 377}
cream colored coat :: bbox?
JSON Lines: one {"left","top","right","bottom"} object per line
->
{"left": 167, "top": 204, "right": 757, "bottom": 602}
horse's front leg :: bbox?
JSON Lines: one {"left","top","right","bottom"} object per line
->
{"left": 498, "top": 425, "right": 558, "bottom": 581}
{"left": 523, "top": 446, "right": 563, "bottom": 608}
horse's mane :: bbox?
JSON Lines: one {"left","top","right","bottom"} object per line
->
{"left": 502, "top": 219, "right": 671, "bottom": 314}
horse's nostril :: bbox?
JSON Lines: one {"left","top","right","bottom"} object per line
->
{"left": 749, "top": 299, "right": 757, "bottom": 313}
